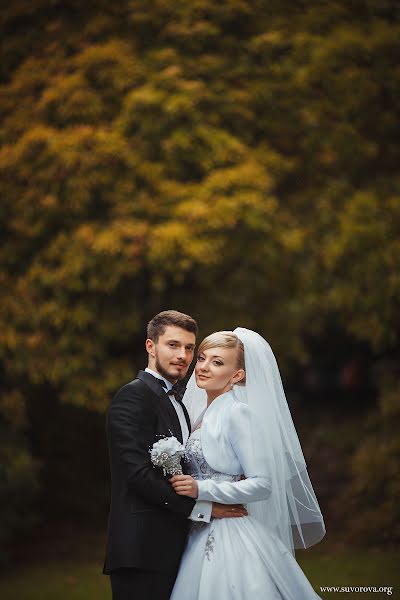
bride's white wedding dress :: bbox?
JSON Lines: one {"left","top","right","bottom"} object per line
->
{"left": 171, "top": 424, "right": 321, "bottom": 600}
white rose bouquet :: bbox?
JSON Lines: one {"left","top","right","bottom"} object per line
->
{"left": 150, "top": 436, "right": 185, "bottom": 476}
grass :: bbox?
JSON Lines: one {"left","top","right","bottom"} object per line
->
{"left": 0, "top": 561, "right": 109, "bottom": 600}
{"left": 298, "top": 550, "right": 399, "bottom": 599}
{"left": 0, "top": 536, "right": 398, "bottom": 600}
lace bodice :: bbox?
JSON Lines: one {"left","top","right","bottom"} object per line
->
{"left": 185, "top": 428, "right": 241, "bottom": 483}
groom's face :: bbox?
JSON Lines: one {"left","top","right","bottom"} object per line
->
{"left": 146, "top": 325, "right": 196, "bottom": 383}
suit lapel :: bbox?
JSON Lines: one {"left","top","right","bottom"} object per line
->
{"left": 180, "top": 398, "right": 191, "bottom": 434}
{"left": 137, "top": 371, "right": 184, "bottom": 443}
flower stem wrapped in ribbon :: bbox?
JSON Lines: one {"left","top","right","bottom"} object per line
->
{"left": 150, "top": 436, "right": 185, "bottom": 476}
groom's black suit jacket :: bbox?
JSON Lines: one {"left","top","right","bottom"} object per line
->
{"left": 103, "top": 370, "right": 196, "bottom": 575}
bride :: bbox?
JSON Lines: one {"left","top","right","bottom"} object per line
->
{"left": 169, "top": 328, "right": 325, "bottom": 599}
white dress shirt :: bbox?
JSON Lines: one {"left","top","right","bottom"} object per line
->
{"left": 144, "top": 368, "right": 211, "bottom": 523}
{"left": 145, "top": 368, "right": 189, "bottom": 443}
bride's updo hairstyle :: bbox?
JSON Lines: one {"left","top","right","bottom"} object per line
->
{"left": 197, "top": 331, "right": 246, "bottom": 385}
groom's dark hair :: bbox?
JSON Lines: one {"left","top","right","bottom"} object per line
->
{"left": 147, "top": 310, "right": 198, "bottom": 342}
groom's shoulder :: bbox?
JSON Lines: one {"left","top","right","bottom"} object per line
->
{"left": 107, "top": 378, "right": 152, "bottom": 418}
{"left": 113, "top": 376, "right": 147, "bottom": 400}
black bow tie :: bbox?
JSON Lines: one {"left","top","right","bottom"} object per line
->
{"left": 157, "top": 378, "right": 183, "bottom": 401}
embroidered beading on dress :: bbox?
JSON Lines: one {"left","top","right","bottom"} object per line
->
{"left": 185, "top": 429, "right": 241, "bottom": 546}
{"left": 205, "top": 530, "right": 215, "bottom": 560}
{"left": 185, "top": 430, "right": 240, "bottom": 483}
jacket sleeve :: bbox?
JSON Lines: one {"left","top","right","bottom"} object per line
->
{"left": 107, "top": 384, "right": 195, "bottom": 517}
{"left": 197, "top": 403, "right": 272, "bottom": 504}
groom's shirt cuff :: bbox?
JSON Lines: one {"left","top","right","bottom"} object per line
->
{"left": 189, "top": 500, "right": 212, "bottom": 523}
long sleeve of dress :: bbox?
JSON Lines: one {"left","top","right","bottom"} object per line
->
{"left": 197, "top": 403, "right": 272, "bottom": 504}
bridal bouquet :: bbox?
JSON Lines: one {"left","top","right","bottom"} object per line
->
{"left": 150, "top": 436, "right": 185, "bottom": 476}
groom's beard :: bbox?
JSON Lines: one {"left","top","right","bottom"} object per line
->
{"left": 155, "top": 355, "right": 187, "bottom": 383}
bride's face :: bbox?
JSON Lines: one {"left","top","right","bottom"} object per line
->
{"left": 195, "top": 346, "right": 245, "bottom": 396}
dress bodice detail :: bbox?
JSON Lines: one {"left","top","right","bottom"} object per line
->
{"left": 185, "top": 429, "right": 241, "bottom": 483}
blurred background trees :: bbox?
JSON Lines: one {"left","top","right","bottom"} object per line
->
{"left": 1, "top": 0, "right": 399, "bottom": 560}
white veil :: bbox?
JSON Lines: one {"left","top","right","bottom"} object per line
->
{"left": 183, "top": 327, "right": 325, "bottom": 554}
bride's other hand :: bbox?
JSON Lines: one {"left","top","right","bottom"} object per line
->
{"left": 212, "top": 503, "right": 248, "bottom": 518}
{"left": 170, "top": 474, "right": 198, "bottom": 498}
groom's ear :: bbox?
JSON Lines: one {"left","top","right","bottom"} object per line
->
{"left": 145, "top": 338, "right": 156, "bottom": 357}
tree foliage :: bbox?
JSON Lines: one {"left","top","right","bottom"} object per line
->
{"left": 1, "top": 0, "right": 399, "bottom": 549}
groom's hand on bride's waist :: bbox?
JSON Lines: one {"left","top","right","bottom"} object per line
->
{"left": 211, "top": 503, "right": 248, "bottom": 518}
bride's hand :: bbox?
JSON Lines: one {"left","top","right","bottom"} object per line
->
{"left": 170, "top": 475, "right": 198, "bottom": 498}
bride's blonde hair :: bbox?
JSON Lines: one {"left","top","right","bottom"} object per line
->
{"left": 197, "top": 331, "right": 246, "bottom": 384}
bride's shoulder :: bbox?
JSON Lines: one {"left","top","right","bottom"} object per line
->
{"left": 204, "top": 392, "right": 253, "bottom": 426}
{"left": 228, "top": 396, "right": 260, "bottom": 427}
{"left": 227, "top": 397, "right": 254, "bottom": 423}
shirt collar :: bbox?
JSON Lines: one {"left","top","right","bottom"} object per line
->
{"left": 145, "top": 367, "right": 173, "bottom": 391}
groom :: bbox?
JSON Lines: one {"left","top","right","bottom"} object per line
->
{"left": 103, "top": 310, "right": 247, "bottom": 600}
